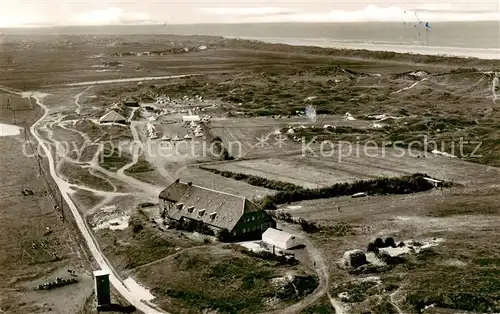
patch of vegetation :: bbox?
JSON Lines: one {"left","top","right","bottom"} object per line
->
{"left": 97, "top": 210, "right": 194, "bottom": 272}
{"left": 300, "top": 296, "right": 336, "bottom": 314}
{"left": 332, "top": 280, "right": 378, "bottom": 303}
{"left": 99, "top": 146, "right": 132, "bottom": 171}
{"left": 268, "top": 211, "right": 355, "bottom": 235}
{"left": 167, "top": 217, "right": 216, "bottom": 236}
{"left": 405, "top": 267, "right": 500, "bottom": 313}
{"left": 203, "top": 170, "right": 448, "bottom": 210}
{"left": 372, "top": 297, "right": 397, "bottom": 314}
{"left": 426, "top": 199, "right": 499, "bottom": 217}
{"left": 139, "top": 248, "right": 316, "bottom": 313}
{"left": 124, "top": 159, "right": 154, "bottom": 173}
{"left": 226, "top": 244, "right": 299, "bottom": 266}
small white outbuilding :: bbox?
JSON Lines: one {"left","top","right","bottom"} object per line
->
{"left": 262, "top": 228, "right": 301, "bottom": 250}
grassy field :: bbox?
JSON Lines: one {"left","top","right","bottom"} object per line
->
{"left": 92, "top": 209, "right": 198, "bottom": 274}
{"left": 0, "top": 95, "right": 93, "bottom": 313}
{"left": 131, "top": 245, "right": 317, "bottom": 313}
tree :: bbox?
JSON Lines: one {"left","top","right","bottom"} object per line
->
{"left": 384, "top": 237, "right": 396, "bottom": 248}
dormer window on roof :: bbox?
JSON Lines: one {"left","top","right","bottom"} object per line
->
{"left": 198, "top": 209, "right": 205, "bottom": 216}
{"left": 176, "top": 203, "right": 183, "bottom": 210}
{"left": 209, "top": 212, "right": 217, "bottom": 220}
{"left": 187, "top": 206, "right": 195, "bottom": 213}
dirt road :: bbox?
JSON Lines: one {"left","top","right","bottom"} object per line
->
{"left": 272, "top": 223, "right": 346, "bottom": 314}
{"left": 28, "top": 92, "right": 166, "bottom": 314}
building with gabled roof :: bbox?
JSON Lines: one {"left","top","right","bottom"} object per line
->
{"left": 99, "top": 110, "right": 127, "bottom": 124}
{"left": 262, "top": 228, "right": 301, "bottom": 250}
{"left": 159, "top": 180, "right": 275, "bottom": 238}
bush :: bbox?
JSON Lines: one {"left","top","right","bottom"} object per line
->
{"left": 216, "top": 229, "right": 231, "bottom": 242}
{"left": 260, "top": 173, "right": 441, "bottom": 206}
{"left": 298, "top": 218, "right": 319, "bottom": 233}
{"left": 374, "top": 238, "right": 385, "bottom": 248}
{"left": 200, "top": 166, "right": 301, "bottom": 191}
{"left": 367, "top": 242, "right": 379, "bottom": 253}
{"left": 385, "top": 237, "right": 396, "bottom": 248}
{"left": 130, "top": 215, "right": 145, "bottom": 233}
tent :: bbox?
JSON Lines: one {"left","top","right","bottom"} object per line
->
{"left": 262, "top": 228, "right": 301, "bottom": 250}
{"left": 182, "top": 115, "right": 200, "bottom": 122}
{"left": 99, "top": 110, "right": 126, "bottom": 124}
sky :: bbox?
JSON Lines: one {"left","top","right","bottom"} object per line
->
{"left": 1, "top": 0, "right": 499, "bottom": 27}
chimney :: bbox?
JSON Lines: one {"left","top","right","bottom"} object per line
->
{"left": 175, "top": 178, "right": 180, "bottom": 183}
{"left": 187, "top": 182, "right": 192, "bottom": 186}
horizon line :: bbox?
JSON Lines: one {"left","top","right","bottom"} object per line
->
{"left": 2, "top": 20, "right": 499, "bottom": 29}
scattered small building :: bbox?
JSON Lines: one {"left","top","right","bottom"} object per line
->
{"left": 99, "top": 110, "right": 127, "bottom": 124}
{"left": 423, "top": 177, "right": 444, "bottom": 188}
{"left": 262, "top": 228, "right": 301, "bottom": 250}
{"left": 159, "top": 180, "right": 275, "bottom": 238}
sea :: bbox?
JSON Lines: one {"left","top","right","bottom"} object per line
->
{"left": 3, "top": 22, "right": 500, "bottom": 60}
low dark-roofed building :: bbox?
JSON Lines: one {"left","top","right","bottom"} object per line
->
{"left": 159, "top": 180, "right": 275, "bottom": 238}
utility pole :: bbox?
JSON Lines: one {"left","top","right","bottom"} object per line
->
{"left": 60, "top": 193, "right": 65, "bottom": 222}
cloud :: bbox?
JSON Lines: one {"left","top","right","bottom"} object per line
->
{"left": 241, "top": 5, "right": 500, "bottom": 23}
{"left": 200, "top": 7, "right": 298, "bottom": 17}
{"left": 73, "top": 7, "right": 157, "bottom": 26}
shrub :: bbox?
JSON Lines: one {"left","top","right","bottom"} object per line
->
{"left": 298, "top": 218, "right": 319, "bottom": 233}
{"left": 199, "top": 166, "right": 301, "bottom": 192}
{"left": 260, "top": 173, "right": 441, "bottom": 206}
{"left": 216, "top": 229, "right": 231, "bottom": 242}
{"left": 374, "top": 238, "right": 385, "bottom": 248}
{"left": 129, "top": 212, "right": 147, "bottom": 233}
{"left": 385, "top": 237, "right": 396, "bottom": 248}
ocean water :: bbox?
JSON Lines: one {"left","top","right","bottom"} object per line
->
{"left": 3, "top": 22, "right": 500, "bottom": 59}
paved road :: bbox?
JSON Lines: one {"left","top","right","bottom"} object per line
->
{"left": 28, "top": 93, "right": 166, "bottom": 314}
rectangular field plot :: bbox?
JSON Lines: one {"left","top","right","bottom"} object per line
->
{"left": 0, "top": 93, "right": 34, "bottom": 111}
{"left": 204, "top": 145, "right": 499, "bottom": 188}
{"left": 178, "top": 166, "right": 274, "bottom": 199}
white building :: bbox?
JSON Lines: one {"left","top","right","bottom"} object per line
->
{"left": 262, "top": 228, "right": 301, "bottom": 250}
{"left": 99, "top": 110, "right": 127, "bottom": 124}
{"left": 182, "top": 115, "right": 200, "bottom": 122}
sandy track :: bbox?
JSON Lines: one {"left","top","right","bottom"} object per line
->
{"left": 60, "top": 74, "right": 198, "bottom": 87}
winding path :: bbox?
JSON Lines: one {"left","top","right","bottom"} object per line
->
{"left": 61, "top": 74, "right": 198, "bottom": 87}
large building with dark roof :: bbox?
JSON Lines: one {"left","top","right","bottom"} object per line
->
{"left": 159, "top": 180, "right": 275, "bottom": 237}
